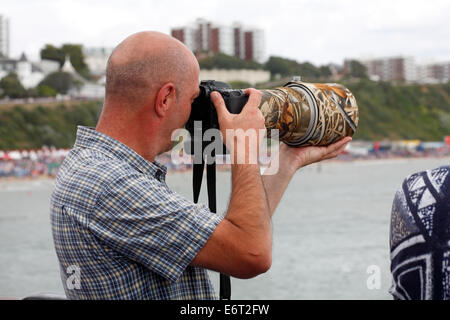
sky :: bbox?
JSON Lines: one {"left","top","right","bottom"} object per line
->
{"left": 2, "top": 0, "right": 450, "bottom": 65}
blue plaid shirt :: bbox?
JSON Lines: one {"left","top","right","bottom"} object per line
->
{"left": 50, "top": 126, "right": 223, "bottom": 299}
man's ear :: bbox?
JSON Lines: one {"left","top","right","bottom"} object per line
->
{"left": 155, "top": 82, "right": 176, "bottom": 117}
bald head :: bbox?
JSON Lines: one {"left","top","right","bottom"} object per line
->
{"left": 105, "top": 31, "right": 198, "bottom": 106}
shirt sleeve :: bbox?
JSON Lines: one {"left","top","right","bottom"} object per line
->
{"left": 89, "top": 172, "right": 223, "bottom": 282}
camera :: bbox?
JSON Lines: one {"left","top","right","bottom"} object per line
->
{"left": 185, "top": 80, "right": 248, "bottom": 133}
{"left": 184, "top": 78, "right": 359, "bottom": 153}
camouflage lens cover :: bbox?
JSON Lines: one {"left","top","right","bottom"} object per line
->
{"left": 258, "top": 81, "right": 359, "bottom": 147}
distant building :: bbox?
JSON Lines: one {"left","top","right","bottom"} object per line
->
{"left": 416, "top": 64, "right": 436, "bottom": 84}
{"left": 61, "top": 56, "right": 104, "bottom": 98}
{"left": 326, "top": 63, "right": 344, "bottom": 80}
{"left": 83, "top": 47, "right": 113, "bottom": 76}
{"left": 352, "top": 56, "right": 450, "bottom": 84}
{"left": 0, "top": 53, "right": 57, "bottom": 78}
{"left": 16, "top": 53, "right": 45, "bottom": 89}
{"left": 61, "top": 55, "right": 77, "bottom": 74}
{"left": 431, "top": 63, "right": 450, "bottom": 83}
{"left": 171, "top": 18, "right": 265, "bottom": 63}
{"left": 357, "top": 56, "right": 416, "bottom": 83}
{"left": 0, "top": 15, "right": 10, "bottom": 58}
{"left": 0, "top": 56, "right": 16, "bottom": 75}
{"left": 0, "top": 53, "right": 47, "bottom": 89}
{"left": 34, "top": 59, "right": 59, "bottom": 75}
{"left": 416, "top": 62, "right": 450, "bottom": 84}
{"left": 0, "top": 52, "right": 105, "bottom": 96}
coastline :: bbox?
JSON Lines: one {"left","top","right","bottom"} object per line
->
{"left": 0, "top": 175, "right": 56, "bottom": 185}
{"left": 1, "top": 155, "right": 449, "bottom": 183}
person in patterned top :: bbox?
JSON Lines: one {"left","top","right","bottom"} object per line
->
{"left": 390, "top": 165, "right": 450, "bottom": 300}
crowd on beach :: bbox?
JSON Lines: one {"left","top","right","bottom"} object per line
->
{"left": 0, "top": 147, "right": 69, "bottom": 179}
{"left": 0, "top": 147, "right": 202, "bottom": 179}
{"left": 0, "top": 148, "right": 235, "bottom": 179}
{"left": 1, "top": 142, "right": 449, "bottom": 179}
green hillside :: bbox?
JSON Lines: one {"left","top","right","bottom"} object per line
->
{"left": 0, "top": 101, "right": 102, "bottom": 149}
{"left": 0, "top": 80, "right": 449, "bottom": 149}
{"left": 346, "top": 80, "right": 450, "bottom": 141}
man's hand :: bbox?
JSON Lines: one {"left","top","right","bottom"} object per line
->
{"left": 191, "top": 88, "right": 272, "bottom": 278}
{"left": 279, "top": 136, "right": 352, "bottom": 172}
{"left": 211, "top": 88, "right": 265, "bottom": 162}
{"left": 211, "top": 88, "right": 264, "bottom": 136}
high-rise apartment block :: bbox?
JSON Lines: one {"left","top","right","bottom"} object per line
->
{"left": 0, "top": 15, "right": 10, "bottom": 58}
{"left": 351, "top": 56, "right": 450, "bottom": 84}
{"left": 417, "top": 63, "right": 450, "bottom": 84}
{"left": 357, "top": 56, "right": 416, "bottom": 83}
{"left": 171, "top": 18, "right": 265, "bottom": 63}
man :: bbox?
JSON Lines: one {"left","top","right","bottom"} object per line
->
{"left": 50, "top": 31, "right": 351, "bottom": 299}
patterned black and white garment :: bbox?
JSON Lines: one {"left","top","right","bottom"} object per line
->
{"left": 390, "top": 165, "right": 450, "bottom": 300}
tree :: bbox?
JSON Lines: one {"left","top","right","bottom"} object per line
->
{"left": 228, "top": 81, "right": 251, "bottom": 89}
{"left": 345, "top": 60, "right": 368, "bottom": 79}
{"left": 296, "top": 62, "right": 321, "bottom": 78}
{"left": 37, "top": 85, "right": 58, "bottom": 97}
{"left": 264, "top": 56, "right": 293, "bottom": 77}
{"left": 319, "top": 65, "right": 332, "bottom": 78}
{"left": 38, "top": 72, "right": 76, "bottom": 94}
{"left": 0, "top": 73, "right": 27, "bottom": 98}
{"left": 264, "top": 56, "right": 323, "bottom": 80}
{"left": 40, "top": 44, "right": 66, "bottom": 67}
{"left": 61, "top": 44, "right": 90, "bottom": 79}
{"left": 199, "top": 53, "right": 263, "bottom": 70}
{"left": 40, "top": 43, "right": 91, "bottom": 79}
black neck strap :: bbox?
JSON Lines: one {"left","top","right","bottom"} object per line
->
{"left": 192, "top": 149, "right": 231, "bottom": 300}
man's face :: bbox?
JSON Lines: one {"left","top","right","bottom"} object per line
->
{"left": 161, "top": 66, "right": 199, "bottom": 152}
{"left": 172, "top": 67, "right": 200, "bottom": 130}
{"left": 180, "top": 80, "right": 200, "bottom": 128}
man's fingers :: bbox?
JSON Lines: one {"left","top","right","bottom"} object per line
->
{"left": 324, "top": 147, "right": 345, "bottom": 160}
{"left": 211, "top": 91, "right": 229, "bottom": 120}
{"left": 242, "top": 88, "right": 262, "bottom": 111}
{"left": 325, "top": 137, "right": 352, "bottom": 154}
{"left": 323, "top": 139, "right": 351, "bottom": 159}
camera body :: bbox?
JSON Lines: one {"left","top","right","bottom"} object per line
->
{"left": 185, "top": 80, "right": 249, "bottom": 155}
{"left": 185, "top": 80, "right": 249, "bottom": 134}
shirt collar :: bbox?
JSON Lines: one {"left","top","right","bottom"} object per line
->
{"left": 74, "top": 126, "right": 167, "bottom": 181}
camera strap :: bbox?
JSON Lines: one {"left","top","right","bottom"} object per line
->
{"left": 192, "top": 149, "right": 231, "bottom": 300}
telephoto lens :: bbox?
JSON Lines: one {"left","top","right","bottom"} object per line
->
{"left": 259, "top": 79, "right": 359, "bottom": 146}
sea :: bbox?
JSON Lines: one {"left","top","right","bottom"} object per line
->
{"left": 0, "top": 156, "right": 449, "bottom": 300}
